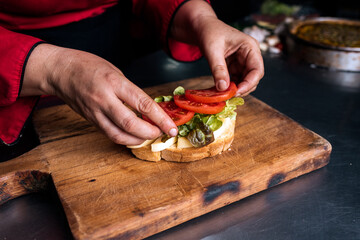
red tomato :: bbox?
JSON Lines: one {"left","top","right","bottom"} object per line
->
{"left": 185, "top": 82, "right": 237, "bottom": 103}
{"left": 142, "top": 100, "right": 195, "bottom": 126}
{"left": 174, "top": 95, "right": 226, "bottom": 114}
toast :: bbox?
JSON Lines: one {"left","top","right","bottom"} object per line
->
{"left": 131, "top": 118, "right": 235, "bottom": 162}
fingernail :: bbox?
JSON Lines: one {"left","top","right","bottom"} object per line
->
{"left": 169, "top": 128, "right": 178, "bottom": 137}
{"left": 217, "top": 80, "right": 227, "bottom": 91}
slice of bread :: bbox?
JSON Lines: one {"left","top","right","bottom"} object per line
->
{"left": 131, "top": 119, "right": 235, "bottom": 162}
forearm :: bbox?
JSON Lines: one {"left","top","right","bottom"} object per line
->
{"left": 20, "top": 43, "right": 61, "bottom": 97}
{"left": 170, "top": 0, "right": 217, "bottom": 45}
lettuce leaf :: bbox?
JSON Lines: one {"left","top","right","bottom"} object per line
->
{"left": 201, "top": 115, "right": 223, "bottom": 131}
{"left": 216, "top": 97, "right": 244, "bottom": 120}
{"left": 178, "top": 124, "right": 190, "bottom": 137}
{"left": 177, "top": 97, "right": 244, "bottom": 139}
{"left": 187, "top": 122, "right": 214, "bottom": 147}
{"left": 155, "top": 86, "right": 244, "bottom": 141}
{"left": 173, "top": 86, "right": 185, "bottom": 95}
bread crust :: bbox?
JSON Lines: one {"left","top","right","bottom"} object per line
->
{"left": 131, "top": 119, "right": 235, "bottom": 162}
{"left": 131, "top": 145, "right": 161, "bottom": 162}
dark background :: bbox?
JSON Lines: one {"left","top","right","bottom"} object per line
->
{"left": 211, "top": 0, "right": 360, "bottom": 22}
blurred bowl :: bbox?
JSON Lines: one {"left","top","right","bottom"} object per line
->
{"left": 286, "top": 17, "right": 360, "bottom": 72}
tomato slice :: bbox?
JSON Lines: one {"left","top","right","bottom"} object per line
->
{"left": 142, "top": 100, "right": 195, "bottom": 126}
{"left": 174, "top": 95, "right": 226, "bottom": 114}
{"left": 185, "top": 82, "right": 237, "bottom": 103}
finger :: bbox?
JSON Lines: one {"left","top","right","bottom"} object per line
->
{"left": 236, "top": 49, "right": 264, "bottom": 95}
{"left": 117, "top": 80, "right": 178, "bottom": 137}
{"left": 236, "top": 85, "right": 257, "bottom": 97}
{"left": 236, "top": 68, "right": 263, "bottom": 96}
{"left": 205, "top": 47, "right": 230, "bottom": 91}
{"left": 94, "top": 110, "right": 146, "bottom": 145}
{"left": 103, "top": 98, "right": 163, "bottom": 140}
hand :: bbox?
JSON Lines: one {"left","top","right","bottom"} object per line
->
{"left": 196, "top": 18, "right": 264, "bottom": 96}
{"left": 21, "top": 44, "right": 178, "bottom": 145}
{"left": 171, "top": 0, "right": 264, "bottom": 96}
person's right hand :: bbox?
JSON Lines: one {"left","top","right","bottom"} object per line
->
{"left": 21, "top": 43, "right": 178, "bottom": 145}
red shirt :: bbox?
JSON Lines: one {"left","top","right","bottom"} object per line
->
{"left": 0, "top": 0, "right": 206, "bottom": 145}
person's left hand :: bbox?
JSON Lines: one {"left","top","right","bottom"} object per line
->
{"left": 171, "top": 0, "right": 264, "bottom": 96}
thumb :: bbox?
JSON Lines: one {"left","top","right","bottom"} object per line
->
{"left": 206, "top": 49, "right": 230, "bottom": 91}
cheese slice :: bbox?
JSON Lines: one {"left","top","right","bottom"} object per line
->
{"left": 151, "top": 136, "right": 177, "bottom": 152}
{"left": 177, "top": 136, "right": 193, "bottom": 149}
{"left": 127, "top": 139, "right": 155, "bottom": 149}
{"left": 128, "top": 117, "right": 232, "bottom": 152}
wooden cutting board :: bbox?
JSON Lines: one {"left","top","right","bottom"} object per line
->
{"left": 0, "top": 76, "right": 331, "bottom": 240}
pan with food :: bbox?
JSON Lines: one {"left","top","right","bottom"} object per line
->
{"left": 286, "top": 17, "right": 360, "bottom": 72}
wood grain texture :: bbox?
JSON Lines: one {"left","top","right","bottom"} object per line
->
{"left": 0, "top": 76, "right": 331, "bottom": 239}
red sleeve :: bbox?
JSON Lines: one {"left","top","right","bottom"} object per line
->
{"left": 0, "top": 27, "right": 42, "bottom": 145}
{"left": 132, "top": 0, "right": 210, "bottom": 62}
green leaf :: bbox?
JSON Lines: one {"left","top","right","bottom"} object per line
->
{"left": 186, "top": 122, "right": 214, "bottom": 147}
{"left": 227, "top": 97, "right": 244, "bottom": 106}
{"left": 154, "top": 95, "right": 173, "bottom": 103}
{"left": 216, "top": 97, "right": 244, "bottom": 120}
{"left": 163, "top": 95, "right": 173, "bottom": 102}
{"left": 205, "top": 115, "right": 223, "bottom": 131}
{"left": 178, "top": 125, "right": 190, "bottom": 137}
{"left": 173, "top": 86, "right": 185, "bottom": 95}
{"left": 178, "top": 113, "right": 223, "bottom": 138}
{"left": 185, "top": 113, "right": 201, "bottom": 129}
{"left": 154, "top": 96, "right": 164, "bottom": 103}
{"left": 187, "top": 129, "right": 206, "bottom": 147}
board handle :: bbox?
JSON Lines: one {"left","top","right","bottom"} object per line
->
{"left": 0, "top": 170, "right": 51, "bottom": 205}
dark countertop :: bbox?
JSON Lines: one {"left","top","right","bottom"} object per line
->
{"left": 0, "top": 51, "right": 359, "bottom": 240}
